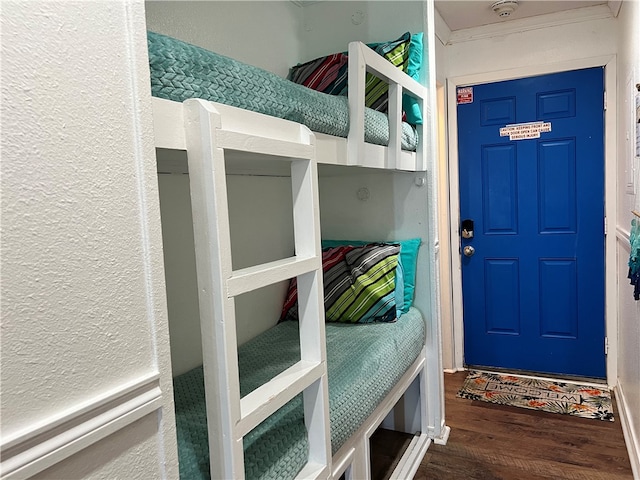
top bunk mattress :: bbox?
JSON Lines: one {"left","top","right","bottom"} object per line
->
{"left": 147, "top": 31, "right": 419, "bottom": 151}
{"left": 173, "top": 306, "right": 425, "bottom": 479}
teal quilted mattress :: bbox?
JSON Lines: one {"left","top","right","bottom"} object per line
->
{"left": 173, "top": 307, "right": 425, "bottom": 479}
{"left": 147, "top": 31, "right": 419, "bottom": 151}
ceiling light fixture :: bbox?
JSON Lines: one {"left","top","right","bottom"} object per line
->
{"left": 491, "top": 0, "right": 519, "bottom": 18}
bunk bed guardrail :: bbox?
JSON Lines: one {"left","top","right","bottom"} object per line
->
{"left": 347, "top": 41, "right": 427, "bottom": 171}
{"left": 150, "top": 37, "right": 428, "bottom": 173}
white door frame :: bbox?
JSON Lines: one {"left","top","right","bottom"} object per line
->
{"left": 444, "top": 55, "right": 618, "bottom": 387}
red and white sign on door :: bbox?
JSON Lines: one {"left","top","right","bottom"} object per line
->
{"left": 457, "top": 87, "right": 473, "bottom": 104}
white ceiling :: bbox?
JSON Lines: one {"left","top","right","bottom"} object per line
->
{"left": 435, "top": 0, "right": 611, "bottom": 31}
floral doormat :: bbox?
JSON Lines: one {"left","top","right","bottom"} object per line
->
{"left": 457, "top": 370, "right": 614, "bottom": 421}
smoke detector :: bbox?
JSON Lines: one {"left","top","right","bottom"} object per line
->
{"left": 491, "top": 0, "right": 519, "bottom": 18}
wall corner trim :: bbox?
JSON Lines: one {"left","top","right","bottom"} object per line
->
{"left": 0, "top": 372, "right": 163, "bottom": 479}
{"left": 434, "top": 7, "right": 451, "bottom": 46}
{"left": 608, "top": 0, "right": 623, "bottom": 17}
{"left": 615, "top": 383, "right": 640, "bottom": 479}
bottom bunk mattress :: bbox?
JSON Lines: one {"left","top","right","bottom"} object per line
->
{"left": 173, "top": 307, "right": 425, "bottom": 479}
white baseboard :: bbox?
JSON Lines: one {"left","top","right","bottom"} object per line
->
{"left": 616, "top": 383, "right": 640, "bottom": 479}
{"left": 443, "top": 368, "right": 465, "bottom": 374}
{"left": 433, "top": 425, "right": 451, "bottom": 445}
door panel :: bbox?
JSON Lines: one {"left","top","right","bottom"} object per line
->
{"left": 458, "top": 67, "right": 605, "bottom": 378}
{"left": 484, "top": 259, "right": 520, "bottom": 335}
{"left": 538, "top": 139, "right": 577, "bottom": 233}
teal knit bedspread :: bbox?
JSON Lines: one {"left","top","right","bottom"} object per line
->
{"left": 147, "top": 31, "right": 419, "bottom": 151}
{"left": 173, "top": 307, "right": 425, "bottom": 479}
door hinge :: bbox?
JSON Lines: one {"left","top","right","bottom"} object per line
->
{"left": 605, "top": 336, "right": 609, "bottom": 355}
{"left": 604, "top": 91, "right": 607, "bottom": 110}
{"left": 604, "top": 216, "right": 607, "bottom": 236}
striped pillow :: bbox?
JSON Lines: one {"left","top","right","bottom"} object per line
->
{"left": 288, "top": 33, "right": 411, "bottom": 115}
{"left": 364, "top": 33, "right": 411, "bottom": 113}
{"left": 286, "top": 52, "right": 349, "bottom": 96}
{"left": 280, "top": 244, "right": 400, "bottom": 324}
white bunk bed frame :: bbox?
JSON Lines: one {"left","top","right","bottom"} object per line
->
{"left": 153, "top": 39, "right": 449, "bottom": 480}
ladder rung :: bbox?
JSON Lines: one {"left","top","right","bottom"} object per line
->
{"left": 227, "top": 255, "right": 320, "bottom": 298}
{"left": 218, "top": 130, "right": 314, "bottom": 159}
{"left": 236, "top": 360, "right": 324, "bottom": 438}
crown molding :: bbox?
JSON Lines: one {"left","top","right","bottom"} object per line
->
{"left": 290, "top": 0, "right": 324, "bottom": 7}
{"left": 445, "top": 4, "right": 614, "bottom": 45}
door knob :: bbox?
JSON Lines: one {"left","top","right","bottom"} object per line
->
{"left": 463, "top": 245, "right": 475, "bottom": 257}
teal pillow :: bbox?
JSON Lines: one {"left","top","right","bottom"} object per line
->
{"left": 396, "top": 238, "right": 420, "bottom": 312}
{"left": 403, "top": 32, "right": 423, "bottom": 125}
{"left": 321, "top": 238, "right": 421, "bottom": 313}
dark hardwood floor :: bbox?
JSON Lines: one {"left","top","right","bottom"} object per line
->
{"left": 370, "top": 371, "right": 634, "bottom": 480}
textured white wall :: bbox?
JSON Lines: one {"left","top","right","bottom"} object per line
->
{"left": 1, "top": 0, "right": 177, "bottom": 477}
{"left": 616, "top": 0, "right": 640, "bottom": 474}
{"left": 299, "top": 1, "right": 425, "bottom": 61}
{"left": 144, "top": 0, "right": 302, "bottom": 77}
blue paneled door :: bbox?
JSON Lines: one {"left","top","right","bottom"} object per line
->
{"left": 457, "top": 68, "right": 605, "bottom": 378}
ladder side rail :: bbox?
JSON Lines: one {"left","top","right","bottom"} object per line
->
{"left": 291, "top": 154, "right": 331, "bottom": 475}
{"left": 291, "top": 151, "right": 331, "bottom": 471}
{"left": 291, "top": 155, "right": 325, "bottom": 362}
{"left": 184, "top": 99, "right": 245, "bottom": 479}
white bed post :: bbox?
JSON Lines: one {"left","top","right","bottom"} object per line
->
{"left": 347, "top": 42, "right": 367, "bottom": 167}
{"left": 422, "top": 0, "right": 450, "bottom": 445}
{"left": 184, "top": 98, "right": 331, "bottom": 480}
{"left": 387, "top": 81, "right": 402, "bottom": 170}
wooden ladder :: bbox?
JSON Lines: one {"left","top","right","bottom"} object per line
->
{"left": 183, "top": 99, "right": 331, "bottom": 480}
